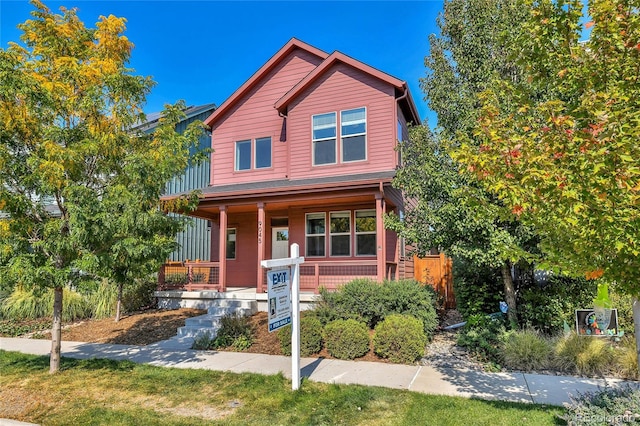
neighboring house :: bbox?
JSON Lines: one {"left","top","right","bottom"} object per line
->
{"left": 160, "top": 38, "right": 420, "bottom": 294}
{"left": 139, "top": 103, "right": 217, "bottom": 262}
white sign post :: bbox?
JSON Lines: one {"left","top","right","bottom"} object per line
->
{"left": 261, "top": 243, "right": 304, "bottom": 390}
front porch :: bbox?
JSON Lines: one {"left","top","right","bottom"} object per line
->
{"left": 157, "top": 259, "right": 399, "bottom": 294}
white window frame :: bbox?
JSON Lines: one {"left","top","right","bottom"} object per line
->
{"left": 355, "top": 209, "right": 376, "bottom": 256}
{"left": 340, "top": 107, "right": 367, "bottom": 163}
{"left": 235, "top": 140, "right": 252, "bottom": 171}
{"left": 226, "top": 228, "right": 237, "bottom": 260}
{"left": 312, "top": 112, "right": 337, "bottom": 166}
{"left": 329, "top": 211, "right": 351, "bottom": 257}
{"left": 255, "top": 136, "right": 272, "bottom": 169}
{"left": 305, "top": 212, "right": 326, "bottom": 257}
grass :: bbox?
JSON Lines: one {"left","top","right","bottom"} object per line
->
{"left": 0, "top": 351, "right": 564, "bottom": 425}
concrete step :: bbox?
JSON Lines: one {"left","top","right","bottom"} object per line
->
{"left": 185, "top": 314, "right": 223, "bottom": 328}
{"left": 206, "top": 306, "right": 255, "bottom": 317}
{"left": 207, "top": 299, "right": 257, "bottom": 313}
{"left": 177, "top": 326, "right": 219, "bottom": 339}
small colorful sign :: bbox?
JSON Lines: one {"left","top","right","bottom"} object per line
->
{"left": 267, "top": 267, "right": 291, "bottom": 333}
{"left": 575, "top": 309, "right": 620, "bottom": 336}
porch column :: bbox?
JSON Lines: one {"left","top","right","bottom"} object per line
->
{"left": 219, "top": 206, "right": 227, "bottom": 292}
{"left": 376, "top": 194, "right": 386, "bottom": 282}
{"left": 257, "top": 202, "right": 265, "bottom": 293}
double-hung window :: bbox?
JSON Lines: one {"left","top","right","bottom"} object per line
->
{"left": 235, "top": 137, "right": 271, "bottom": 171}
{"left": 341, "top": 107, "right": 366, "bottom": 162}
{"left": 305, "top": 213, "right": 326, "bottom": 257}
{"left": 312, "top": 112, "right": 336, "bottom": 165}
{"left": 330, "top": 211, "right": 351, "bottom": 256}
{"left": 355, "top": 210, "right": 376, "bottom": 256}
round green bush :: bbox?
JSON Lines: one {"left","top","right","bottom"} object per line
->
{"left": 373, "top": 314, "right": 427, "bottom": 364}
{"left": 323, "top": 319, "right": 370, "bottom": 360}
{"left": 278, "top": 316, "right": 324, "bottom": 357}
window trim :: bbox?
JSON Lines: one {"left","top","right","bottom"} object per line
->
{"left": 235, "top": 140, "right": 252, "bottom": 171}
{"left": 329, "top": 211, "right": 351, "bottom": 257}
{"left": 312, "top": 112, "right": 337, "bottom": 166}
{"left": 355, "top": 209, "right": 376, "bottom": 257}
{"left": 254, "top": 136, "right": 272, "bottom": 169}
{"left": 305, "top": 212, "right": 326, "bottom": 257}
{"left": 340, "top": 107, "right": 367, "bottom": 163}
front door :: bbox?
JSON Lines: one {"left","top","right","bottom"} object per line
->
{"left": 272, "top": 227, "right": 289, "bottom": 259}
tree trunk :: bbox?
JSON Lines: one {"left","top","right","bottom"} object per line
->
{"left": 632, "top": 298, "right": 640, "bottom": 377}
{"left": 50, "top": 286, "right": 63, "bottom": 374}
{"left": 115, "top": 282, "right": 123, "bottom": 322}
{"left": 501, "top": 261, "right": 518, "bottom": 325}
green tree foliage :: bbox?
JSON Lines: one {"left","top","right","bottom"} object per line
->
{"left": 387, "top": 0, "right": 536, "bottom": 323}
{"left": 0, "top": 1, "right": 205, "bottom": 372}
{"left": 455, "top": 0, "right": 640, "bottom": 289}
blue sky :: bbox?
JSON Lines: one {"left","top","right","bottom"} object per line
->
{"left": 1, "top": 1, "right": 443, "bottom": 125}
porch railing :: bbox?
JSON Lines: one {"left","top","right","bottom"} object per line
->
{"left": 299, "top": 260, "right": 395, "bottom": 292}
{"left": 158, "top": 261, "right": 220, "bottom": 291}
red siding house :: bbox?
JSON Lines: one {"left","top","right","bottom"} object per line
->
{"left": 159, "top": 38, "right": 420, "bottom": 296}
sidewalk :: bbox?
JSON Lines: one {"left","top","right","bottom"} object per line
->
{"left": 1, "top": 337, "right": 638, "bottom": 408}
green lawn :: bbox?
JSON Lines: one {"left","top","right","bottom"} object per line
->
{"left": 0, "top": 350, "right": 565, "bottom": 425}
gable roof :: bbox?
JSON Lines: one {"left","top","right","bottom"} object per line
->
{"left": 203, "top": 38, "right": 328, "bottom": 128}
{"left": 275, "top": 50, "right": 420, "bottom": 124}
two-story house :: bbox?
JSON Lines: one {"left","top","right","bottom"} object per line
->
{"left": 159, "top": 38, "right": 420, "bottom": 297}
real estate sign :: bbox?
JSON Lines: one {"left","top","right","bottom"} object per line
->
{"left": 267, "top": 267, "right": 292, "bottom": 332}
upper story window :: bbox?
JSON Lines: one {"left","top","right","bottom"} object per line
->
{"left": 235, "top": 140, "right": 251, "bottom": 171}
{"left": 341, "top": 108, "right": 366, "bottom": 162}
{"left": 235, "top": 137, "right": 272, "bottom": 171}
{"left": 312, "top": 113, "right": 336, "bottom": 165}
{"left": 312, "top": 108, "right": 366, "bottom": 166}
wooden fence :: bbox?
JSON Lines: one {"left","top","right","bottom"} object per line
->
{"left": 414, "top": 253, "right": 455, "bottom": 309}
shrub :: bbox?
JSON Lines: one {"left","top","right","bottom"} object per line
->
{"left": 318, "top": 278, "right": 384, "bottom": 327}
{"left": 518, "top": 275, "right": 597, "bottom": 335}
{"left": 212, "top": 314, "right": 253, "bottom": 350}
{"left": 191, "top": 331, "right": 215, "bottom": 350}
{"left": 615, "top": 336, "right": 638, "bottom": 380}
{"left": 122, "top": 279, "right": 157, "bottom": 313}
{"left": 316, "top": 278, "right": 438, "bottom": 339}
{"left": 457, "top": 313, "right": 508, "bottom": 366}
{"left": 562, "top": 385, "right": 640, "bottom": 425}
{"left": 452, "top": 259, "right": 503, "bottom": 319}
{"left": 503, "top": 329, "right": 553, "bottom": 371}
{"left": 373, "top": 314, "right": 427, "bottom": 364}
{"left": 381, "top": 279, "right": 438, "bottom": 338}
{"left": 278, "top": 316, "right": 324, "bottom": 357}
{"left": 324, "top": 319, "right": 370, "bottom": 360}
{"left": 553, "top": 333, "right": 614, "bottom": 377}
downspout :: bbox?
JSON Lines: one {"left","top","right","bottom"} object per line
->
{"left": 277, "top": 108, "right": 290, "bottom": 179}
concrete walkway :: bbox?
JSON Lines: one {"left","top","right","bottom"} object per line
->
{"left": 1, "top": 337, "right": 638, "bottom": 409}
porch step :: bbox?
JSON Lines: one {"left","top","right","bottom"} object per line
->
{"left": 162, "top": 298, "right": 259, "bottom": 348}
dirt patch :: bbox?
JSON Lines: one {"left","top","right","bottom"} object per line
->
{"left": 39, "top": 309, "right": 206, "bottom": 345}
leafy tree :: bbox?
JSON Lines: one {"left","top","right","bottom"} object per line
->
{"left": 455, "top": 0, "right": 639, "bottom": 291}
{"left": 454, "top": 0, "right": 639, "bottom": 365}
{"left": 0, "top": 1, "right": 204, "bottom": 372}
{"left": 388, "top": 0, "right": 535, "bottom": 323}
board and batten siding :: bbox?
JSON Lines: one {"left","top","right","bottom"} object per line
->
{"left": 210, "top": 49, "right": 323, "bottom": 186}
{"left": 286, "top": 63, "right": 398, "bottom": 180}
{"left": 165, "top": 108, "right": 213, "bottom": 262}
